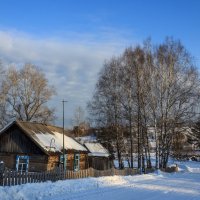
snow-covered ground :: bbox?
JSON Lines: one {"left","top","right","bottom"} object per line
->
{"left": 0, "top": 161, "right": 200, "bottom": 200}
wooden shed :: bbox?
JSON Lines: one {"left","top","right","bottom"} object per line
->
{"left": 0, "top": 120, "right": 88, "bottom": 172}
{"left": 84, "top": 142, "right": 113, "bottom": 170}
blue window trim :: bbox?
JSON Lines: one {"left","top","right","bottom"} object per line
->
{"left": 60, "top": 154, "right": 67, "bottom": 170}
{"left": 74, "top": 153, "right": 80, "bottom": 171}
{"left": 16, "top": 155, "right": 29, "bottom": 172}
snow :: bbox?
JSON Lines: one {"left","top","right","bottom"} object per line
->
{"left": 33, "top": 131, "right": 87, "bottom": 152}
{"left": 84, "top": 142, "right": 110, "bottom": 157}
{"left": 186, "top": 166, "right": 200, "bottom": 173}
{"left": 75, "top": 136, "right": 109, "bottom": 157}
{"left": 76, "top": 135, "right": 97, "bottom": 144}
{"left": 0, "top": 161, "right": 200, "bottom": 200}
{"left": 0, "top": 121, "right": 15, "bottom": 134}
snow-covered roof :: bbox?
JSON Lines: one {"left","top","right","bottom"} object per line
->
{"left": 32, "top": 131, "right": 87, "bottom": 152}
{"left": 84, "top": 143, "right": 109, "bottom": 157}
{"left": 0, "top": 120, "right": 87, "bottom": 154}
{"left": 76, "top": 135, "right": 97, "bottom": 144}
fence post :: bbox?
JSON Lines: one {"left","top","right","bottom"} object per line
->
{"left": 0, "top": 172, "right": 3, "bottom": 186}
{"left": 0, "top": 161, "right": 5, "bottom": 186}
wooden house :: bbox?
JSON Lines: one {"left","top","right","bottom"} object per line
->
{"left": 0, "top": 120, "right": 88, "bottom": 172}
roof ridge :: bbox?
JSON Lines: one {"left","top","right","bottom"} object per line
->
{"left": 16, "top": 120, "right": 64, "bottom": 130}
{"left": 16, "top": 120, "right": 48, "bottom": 125}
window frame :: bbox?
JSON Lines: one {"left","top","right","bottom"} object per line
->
{"left": 74, "top": 153, "right": 80, "bottom": 171}
{"left": 16, "top": 155, "right": 29, "bottom": 173}
{"left": 60, "top": 154, "right": 67, "bottom": 170}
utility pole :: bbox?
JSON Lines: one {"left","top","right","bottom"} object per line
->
{"left": 62, "top": 100, "right": 67, "bottom": 170}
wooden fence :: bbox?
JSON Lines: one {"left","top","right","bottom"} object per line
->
{"left": 0, "top": 167, "right": 141, "bottom": 187}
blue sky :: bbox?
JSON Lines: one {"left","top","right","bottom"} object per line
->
{"left": 0, "top": 0, "right": 200, "bottom": 127}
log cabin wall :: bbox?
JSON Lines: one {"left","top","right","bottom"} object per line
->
{"left": 47, "top": 155, "right": 59, "bottom": 171}
{"left": 29, "top": 155, "right": 49, "bottom": 172}
{"left": 66, "top": 152, "right": 88, "bottom": 170}
{"left": 0, "top": 153, "right": 49, "bottom": 172}
{"left": 0, "top": 153, "right": 16, "bottom": 169}
{"left": 0, "top": 152, "right": 89, "bottom": 172}
{"left": 79, "top": 153, "right": 89, "bottom": 170}
{"left": 46, "top": 152, "right": 89, "bottom": 171}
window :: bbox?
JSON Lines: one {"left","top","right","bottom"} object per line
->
{"left": 16, "top": 155, "right": 29, "bottom": 172}
{"left": 60, "top": 154, "right": 67, "bottom": 169}
{"left": 74, "top": 153, "right": 80, "bottom": 171}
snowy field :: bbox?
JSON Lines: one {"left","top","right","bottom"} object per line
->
{"left": 0, "top": 161, "right": 200, "bottom": 200}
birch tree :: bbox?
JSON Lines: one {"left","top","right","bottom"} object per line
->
{"left": 72, "top": 106, "right": 86, "bottom": 136}
{"left": 89, "top": 37, "right": 200, "bottom": 169}
{"left": 0, "top": 61, "right": 8, "bottom": 128}
{"left": 153, "top": 38, "right": 200, "bottom": 168}
{"left": 88, "top": 58, "right": 125, "bottom": 168}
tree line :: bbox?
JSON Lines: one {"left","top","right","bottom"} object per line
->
{"left": 88, "top": 38, "right": 200, "bottom": 169}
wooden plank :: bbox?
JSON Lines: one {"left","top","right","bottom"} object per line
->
{"left": 13, "top": 171, "right": 17, "bottom": 185}
{"left": 30, "top": 173, "right": 33, "bottom": 183}
{"left": 38, "top": 172, "right": 41, "bottom": 183}
{"left": 11, "top": 171, "right": 15, "bottom": 186}
{"left": 41, "top": 171, "right": 45, "bottom": 182}
{"left": 23, "top": 172, "right": 26, "bottom": 184}
{"left": 8, "top": 169, "right": 11, "bottom": 186}
{"left": 33, "top": 171, "right": 37, "bottom": 183}
{"left": 45, "top": 171, "right": 48, "bottom": 182}
{"left": 0, "top": 172, "right": 3, "bottom": 186}
{"left": 18, "top": 172, "right": 21, "bottom": 185}
{"left": 21, "top": 172, "right": 24, "bottom": 185}
{"left": 15, "top": 172, "right": 19, "bottom": 185}
{"left": 3, "top": 170, "right": 6, "bottom": 186}
{"left": 27, "top": 172, "right": 31, "bottom": 184}
{"left": 24, "top": 172, "right": 27, "bottom": 184}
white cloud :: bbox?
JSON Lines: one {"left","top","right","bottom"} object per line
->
{"left": 0, "top": 29, "right": 135, "bottom": 127}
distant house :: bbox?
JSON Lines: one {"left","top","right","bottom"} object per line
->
{"left": 172, "top": 127, "right": 200, "bottom": 157}
{"left": 84, "top": 142, "right": 113, "bottom": 170}
{"left": 0, "top": 120, "right": 88, "bottom": 172}
{"left": 76, "top": 135, "right": 113, "bottom": 170}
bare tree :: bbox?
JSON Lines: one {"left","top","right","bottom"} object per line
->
{"left": 0, "top": 61, "right": 8, "bottom": 128}
{"left": 89, "top": 37, "right": 200, "bottom": 169}
{"left": 88, "top": 58, "right": 125, "bottom": 169}
{"left": 2, "top": 64, "right": 56, "bottom": 123}
{"left": 152, "top": 38, "right": 200, "bottom": 168}
{"left": 72, "top": 106, "right": 86, "bottom": 136}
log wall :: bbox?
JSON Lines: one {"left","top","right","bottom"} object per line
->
{"left": 0, "top": 153, "right": 88, "bottom": 172}
{"left": 66, "top": 152, "right": 88, "bottom": 170}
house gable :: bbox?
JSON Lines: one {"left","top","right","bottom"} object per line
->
{"left": 0, "top": 124, "right": 45, "bottom": 155}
